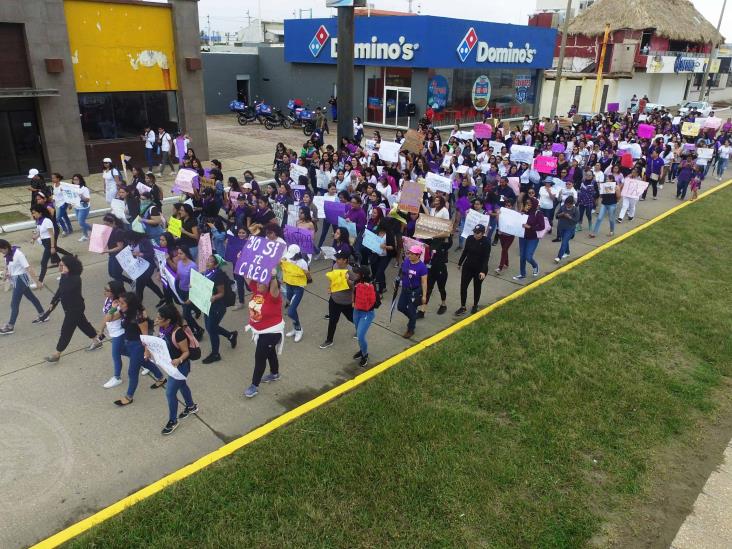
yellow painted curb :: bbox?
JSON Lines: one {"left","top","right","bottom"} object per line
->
{"left": 31, "top": 177, "right": 732, "bottom": 548}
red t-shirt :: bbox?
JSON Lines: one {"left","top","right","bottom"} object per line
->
{"left": 247, "top": 281, "right": 282, "bottom": 330}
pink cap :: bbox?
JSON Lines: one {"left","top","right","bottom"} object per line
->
{"left": 408, "top": 245, "right": 422, "bottom": 255}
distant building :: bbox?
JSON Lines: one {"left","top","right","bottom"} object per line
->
{"left": 237, "top": 19, "right": 285, "bottom": 45}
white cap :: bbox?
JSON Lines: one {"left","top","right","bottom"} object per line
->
{"left": 103, "top": 157, "right": 112, "bottom": 163}
{"left": 27, "top": 168, "right": 39, "bottom": 179}
{"left": 283, "top": 244, "right": 300, "bottom": 259}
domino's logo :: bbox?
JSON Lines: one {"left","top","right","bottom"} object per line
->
{"left": 309, "top": 25, "right": 330, "bottom": 58}
{"left": 457, "top": 27, "right": 478, "bottom": 62}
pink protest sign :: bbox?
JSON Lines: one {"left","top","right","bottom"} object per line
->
{"left": 473, "top": 123, "right": 492, "bottom": 139}
{"left": 621, "top": 178, "right": 649, "bottom": 200}
{"left": 89, "top": 224, "right": 112, "bottom": 253}
{"left": 197, "top": 232, "right": 213, "bottom": 272}
{"left": 534, "top": 155, "right": 557, "bottom": 174}
{"left": 174, "top": 169, "right": 197, "bottom": 194}
{"left": 637, "top": 124, "right": 654, "bottom": 139}
{"left": 704, "top": 117, "right": 722, "bottom": 129}
{"left": 507, "top": 177, "right": 520, "bottom": 195}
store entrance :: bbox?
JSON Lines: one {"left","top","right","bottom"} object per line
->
{"left": 383, "top": 87, "right": 411, "bottom": 128}
{"left": 0, "top": 98, "right": 45, "bottom": 179}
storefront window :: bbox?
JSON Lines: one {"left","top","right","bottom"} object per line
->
{"left": 78, "top": 91, "right": 179, "bottom": 141}
{"left": 365, "top": 66, "right": 384, "bottom": 124}
{"left": 427, "top": 68, "right": 538, "bottom": 127}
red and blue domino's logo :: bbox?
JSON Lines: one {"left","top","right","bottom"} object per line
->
{"left": 309, "top": 25, "right": 330, "bottom": 58}
{"left": 457, "top": 27, "right": 478, "bottom": 62}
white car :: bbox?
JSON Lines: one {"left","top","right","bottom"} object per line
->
{"left": 679, "top": 101, "right": 712, "bottom": 117}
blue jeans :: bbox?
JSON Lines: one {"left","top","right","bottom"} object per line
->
{"left": 592, "top": 203, "right": 617, "bottom": 234}
{"left": 75, "top": 206, "right": 91, "bottom": 237}
{"left": 676, "top": 179, "right": 690, "bottom": 199}
{"left": 166, "top": 360, "right": 194, "bottom": 422}
{"left": 8, "top": 276, "right": 44, "bottom": 326}
{"left": 145, "top": 147, "right": 154, "bottom": 171}
{"left": 557, "top": 227, "right": 574, "bottom": 259}
{"left": 518, "top": 238, "right": 539, "bottom": 277}
{"left": 286, "top": 285, "right": 305, "bottom": 330}
{"left": 110, "top": 334, "right": 124, "bottom": 378}
{"left": 398, "top": 286, "right": 421, "bottom": 332}
{"left": 717, "top": 158, "right": 729, "bottom": 178}
{"left": 316, "top": 220, "right": 334, "bottom": 251}
{"left": 58, "top": 204, "right": 73, "bottom": 235}
{"left": 122, "top": 339, "right": 163, "bottom": 399}
{"left": 458, "top": 216, "right": 467, "bottom": 247}
{"left": 204, "top": 300, "right": 232, "bottom": 355}
{"left": 353, "top": 309, "right": 375, "bottom": 356}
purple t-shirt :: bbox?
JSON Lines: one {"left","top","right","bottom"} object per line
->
{"left": 400, "top": 259, "right": 427, "bottom": 289}
{"left": 176, "top": 260, "right": 197, "bottom": 291}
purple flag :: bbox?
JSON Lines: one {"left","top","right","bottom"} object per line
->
{"left": 234, "top": 236, "right": 286, "bottom": 284}
{"left": 175, "top": 136, "right": 186, "bottom": 161}
{"left": 324, "top": 200, "right": 348, "bottom": 226}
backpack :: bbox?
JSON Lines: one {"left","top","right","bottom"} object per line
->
{"left": 354, "top": 282, "right": 379, "bottom": 311}
{"left": 172, "top": 326, "right": 201, "bottom": 360}
{"left": 223, "top": 272, "right": 236, "bottom": 307}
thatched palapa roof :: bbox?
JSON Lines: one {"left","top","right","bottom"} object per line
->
{"left": 566, "top": 0, "right": 725, "bottom": 45}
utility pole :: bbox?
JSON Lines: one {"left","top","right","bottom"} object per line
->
{"left": 206, "top": 14, "right": 211, "bottom": 45}
{"left": 698, "top": 0, "right": 727, "bottom": 101}
{"left": 245, "top": 9, "right": 251, "bottom": 27}
{"left": 549, "top": 0, "right": 572, "bottom": 118}
{"left": 336, "top": 6, "right": 355, "bottom": 142}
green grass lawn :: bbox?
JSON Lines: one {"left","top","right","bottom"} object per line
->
{"left": 68, "top": 190, "right": 732, "bottom": 548}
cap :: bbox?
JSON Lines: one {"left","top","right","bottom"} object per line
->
{"left": 408, "top": 244, "right": 423, "bottom": 255}
{"left": 103, "top": 157, "right": 112, "bottom": 163}
{"left": 473, "top": 224, "right": 486, "bottom": 233}
{"left": 27, "top": 168, "right": 39, "bottom": 179}
{"left": 284, "top": 244, "right": 300, "bottom": 259}
{"left": 243, "top": 182, "right": 252, "bottom": 189}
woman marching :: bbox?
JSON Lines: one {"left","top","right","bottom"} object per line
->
{"left": 174, "top": 245, "right": 204, "bottom": 341}
{"left": 201, "top": 254, "right": 237, "bottom": 364}
{"left": 352, "top": 266, "right": 378, "bottom": 368}
{"left": 0, "top": 239, "right": 46, "bottom": 334}
{"left": 30, "top": 204, "right": 71, "bottom": 285}
{"left": 513, "top": 197, "right": 545, "bottom": 281}
{"left": 72, "top": 174, "right": 92, "bottom": 242}
{"left": 87, "top": 280, "right": 127, "bottom": 389}
{"left": 281, "top": 244, "right": 311, "bottom": 343}
{"left": 397, "top": 245, "right": 428, "bottom": 339}
{"left": 39, "top": 255, "right": 99, "bottom": 363}
{"left": 455, "top": 223, "right": 490, "bottom": 316}
{"left": 100, "top": 213, "right": 132, "bottom": 285}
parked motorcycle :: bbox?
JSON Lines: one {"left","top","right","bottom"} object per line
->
{"left": 229, "top": 100, "right": 257, "bottom": 126}
{"left": 286, "top": 99, "right": 316, "bottom": 135}
{"left": 258, "top": 102, "right": 291, "bottom": 130}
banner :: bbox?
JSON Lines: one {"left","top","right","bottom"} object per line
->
{"left": 534, "top": 155, "right": 557, "bottom": 174}
{"left": 197, "top": 233, "right": 213, "bottom": 272}
{"left": 461, "top": 209, "right": 491, "bottom": 239}
{"left": 59, "top": 182, "right": 81, "bottom": 208}
{"left": 497, "top": 208, "right": 527, "bottom": 238}
{"left": 140, "top": 335, "right": 186, "bottom": 380}
{"left": 234, "top": 235, "right": 286, "bottom": 283}
{"left": 283, "top": 226, "right": 314, "bottom": 254}
{"left": 510, "top": 144, "right": 534, "bottom": 164}
{"left": 681, "top": 122, "right": 700, "bottom": 136}
{"left": 115, "top": 246, "right": 150, "bottom": 280}
{"left": 189, "top": 269, "right": 213, "bottom": 316}
{"left": 424, "top": 172, "right": 452, "bottom": 194}
{"left": 413, "top": 215, "right": 452, "bottom": 240}
{"left": 378, "top": 141, "right": 401, "bottom": 163}
{"left": 361, "top": 229, "right": 385, "bottom": 255}
{"left": 324, "top": 200, "right": 348, "bottom": 225}
{"left": 620, "top": 178, "right": 648, "bottom": 199}
{"left": 398, "top": 180, "right": 423, "bottom": 214}
{"left": 89, "top": 224, "right": 112, "bottom": 253}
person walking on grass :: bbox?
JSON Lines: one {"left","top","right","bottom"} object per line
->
{"left": 455, "top": 224, "right": 490, "bottom": 316}
{"left": 398, "top": 245, "right": 428, "bottom": 339}
{"left": 87, "top": 280, "right": 127, "bottom": 389}
{"left": 0, "top": 239, "right": 45, "bottom": 334}
{"left": 243, "top": 269, "right": 285, "bottom": 399}
{"left": 282, "top": 244, "right": 311, "bottom": 343}
{"left": 554, "top": 196, "right": 580, "bottom": 264}
{"left": 320, "top": 251, "right": 355, "bottom": 349}
{"left": 352, "top": 266, "right": 378, "bottom": 368}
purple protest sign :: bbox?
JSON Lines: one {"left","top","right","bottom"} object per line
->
{"left": 284, "top": 226, "right": 314, "bottom": 254}
{"left": 224, "top": 234, "right": 247, "bottom": 263}
{"left": 324, "top": 200, "right": 348, "bottom": 225}
{"left": 607, "top": 103, "right": 619, "bottom": 112}
{"left": 292, "top": 184, "right": 306, "bottom": 203}
{"left": 551, "top": 143, "right": 565, "bottom": 154}
{"left": 234, "top": 236, "right": 286, "bottom": 284}
{"left": 175, "top": 136, "right": 186, "bottom": 161}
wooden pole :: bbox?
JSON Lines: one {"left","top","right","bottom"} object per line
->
{"left": 591, "top": 23, "right": 611, "bottom": 113}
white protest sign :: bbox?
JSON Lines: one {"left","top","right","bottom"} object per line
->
{"left": 441, "top": 154, "right": 453, "bottom": 168}
{"left": 598, "top": 181, "right": 617, "bottom": 195}
{"left": 320, "top": 246, "right": 336, "bottom": 260}
{"left": 290, "top": 164, "right": 308, "bottom": 180}
{"left": 672, "top": 116, "right": 681, "bottom": 125}
{"left": 140, "top": 335, "right": 186, "bottom": 381}
{"left": 489, "top": 140, "right": 504, "bottom": 154}
{"left": 316, "top": 170, "right": 331, "bottom": 189}
{"left": 456, "top": 165, "right": 470, "bottom": 174}
{"left": 174, "top": 169, "right": 196, "bottom": 194}
{"left": 498, "top": 207, "right": 528, "bottom": 238}
{"left": 461, "top": 209, "right": 491, "bottom": 239}
{"left": 378, "top": 141, "right": 401, "bottom": 163}
{"left": 287, "top": 204, "right": 300, "bottom": 227}
{"left": 454, "top": 130, "right": 474, "bottom": 141}
{"left": 136, "top": 182, "right": 152, "bottom": 195}
{"left": 424, "top": 172, "right": 452, "bottom": 194}
{"left": 115, "top": 246, "right": 150, "bottom": 280}
{"left": 59, "top": 182, "right": 81, "bottom": 208}
{"left": 110, "top": 199, "right": 126, "bottom": 221}
{"left": 510, "top": 145, "right": 534, "bottom": 164}
{"left": 697, "top": 148, "right": 713, "bottom": 160}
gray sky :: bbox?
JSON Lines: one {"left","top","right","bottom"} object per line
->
{"left": 196, "top": 0, "right": 730, "bottom": 43}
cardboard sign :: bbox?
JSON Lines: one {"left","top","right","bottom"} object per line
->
{"left": 534, "top": 155, "right": 558, "bottom": 174}
{"left": 89, "top": 224, "right": 112, "bottom": 253}
{"left": 283, "top": 226, "right": 314, "bottom": 254}
{"left": 637, "top": 124, "right": 654, "bottom": 139}
{"left": 510, "top": 145, "right": 534, "bottom": 165}
{"left": 189, "top": 269, "right": 213, "bottom": 316}
{"left": 401, "top": 129, "right": 424, "bottom": 154}
{"left": 681, "top": 122, "right": 700, "bottom": 137}
{"left": 620, "top": 178, "right": 648, "bottom": 200}
{"left": 424, "top": 172, "right": 452, "bottom": 194}
{"left": 398, "top": 180, "right": 424, "bottom": 214}
{"left": 413, "top": 215, "right": 452, "bottom": 240}
{"left": 558, "top": 117, "right": 573, "bottom": 129}
{"left": 497, "top": 207, "right": 528, "bottom": 238}
{"left": 167, "top": 217, "right": 182, "bottom": 238}
{"left": 234, "top": 235, "right": 286, "bottom": 284}
{"left": 361, "top": 229, "right": 386, "bottom": 255}
{"left": 324, "top": 200, "right": 348, "bottom": 226}
{"left": 461, "top": 209, "right": 491, "bottom": 239}
{"left": 473, "top": 123, "right": 492, "bottom": 139}
{"left": 174, "top": 169, "right": 196, "bottom": 194}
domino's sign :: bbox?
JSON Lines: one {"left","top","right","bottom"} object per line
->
{"left": 285, "top": 16, "right": 556, "bottom": 69}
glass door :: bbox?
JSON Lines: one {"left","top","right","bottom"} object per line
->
{"left": 383, "top": 86, "right": 411, "bottom": 128}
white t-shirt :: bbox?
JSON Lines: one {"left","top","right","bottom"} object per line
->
{"left": 160, "top": 132, "right": 172, "bottom": 153}
{"left": 719, "top": 145, "right": 732, "bottom": 160}
{"left": 430, "top": 207, "right": 450, "bottom": 220}
{"left": 538, "top": 186, "right": 555, "bottom": 209}
{"left": 6, "top": 248, "right": 30, "bottom": 277}
{"left": 53, "top": 184, "right": 65, "bottom": 206}
{"left": 38, "top": 218, "right": 54, "bottom": 240}
{"left": 145, "top": 130, "right": 156, "bottom": 149}
{"left": 78, "top": 185, "right": 91, "bottom": 207}
{"left": 103, "top": 169, "right": 120, "bottom": 203}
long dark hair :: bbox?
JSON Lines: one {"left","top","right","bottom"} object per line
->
{"left": 60, "top": 255, "right": 83, "bottom": 276}
{"left": 120, "top": 291, "right": 143, "bottom": 322}
{"left": 72, "top": 174, "right": 87, "bottom": 187}
{"left": 157, "top": 303, "right": 184, "bottom": 328}
{"left": 108, "top": 280, "right": 126, "bottom": 299}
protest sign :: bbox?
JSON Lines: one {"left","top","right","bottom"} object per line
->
{"left": 441, "top": 154, "right": 453, "bottom": 168}
{"left": 424, "top": 172, "right": 452, "bottom": 194}
{"left": 620, "top": 178, "right": 648, "bottom": 199}
{"left": 378, "top": 141, "right": 401, "bottom": 163}
{"left": 224, "top": 234, "right": 247, "bottom": 263}
{"left": 598, "top": 181, "right": 617, "bottom": 195}
{"left": 175, "top": 136, "right": 186, "bottom": 161}
{"left": 320, "top": 246, "right": 336, "bottom": 260}
{"left": 401, "top": 129, "right": 424, "bottom": 154}
{"left": 312, "top": 195, "right": 336, "bottom": 219}
{"left": 189, "top": 269, "right": 213, "bottom": 316}
{"left": 534, "top": 155, "right": 557, "bottom": 174}
{"left": 284, "top": 226, "right": 314, "bottom": 254}
{"left": 473, "top": 123, "right": 492, "bottom": 139}
{"left": 338, "top": 217, "right": 357, "bottom": 240}
{"left": 197, "top": 232, "right": 213, "bottom": 272}
{"left": 456, "top": 165, "right": 470, "bottom": 174}
{"left": 696, "top": 117, "right": 708, "bottom": 128}
{"left": 167, "top": 217, "right": 182, "bottom": 238}
{"left": 272, "top": 202, "right": 286, "bottom": 226}
{"left": 174, "top": 169, "right": 196, "bottom": 194}
{"left": 291, "top": 185, "right": 306, "bottom": 203}
{"left": 398, "top": 180, "right": 423, "bottom": 214}
{"left": 672, "top": 116, "right": 682, "bottom": 125}
{"left": 140, "top": 335, "right": 186, "bottom": 381}
{"left": 507, "top": 177, "right": 521, "bottom": 195}
{"left": 607, "top": 102, "right": 619, "bottom": 112}
{"left": 89, "top": 224, "right": 112, "bottom": 253}
{"left": 326, "top": 269, "right": 350, "bottom": 292}
{"left": 361, "top": 229, "right": 385, "bottom": 255}
{"left": 697, "top": 148, "right": 713, "bottom": 160}
{"left": 59, "top": 182, "right": 81, "bottom": 208}
{"left": 287, "top": 204, "right": 300, "bottom": 227}
{"left": 402, "top": 236, "right": 426, "bottom": 261}
{"left": 558, "top": 117, "right": 573, "bottom": 129}
{"left": 115, "top": 246, "right": 149, "bottom": 280}
{"left": 637, "top": 114, "right": 648, "bottom": 122}
{"left": 498, "top": 208, "right": 528, "bottom": 238}
{"left": 489, "top": 140, "right": 505, "bottom": 154}
{"left": 551, "top": 143, "right": 565, "bottom": 154}
{"left": 413, "top": 215, "right": 452, "bottom": 240}
{"left": 316, "top": 169, "right": 331, "bottom": 189}
{"left": 681, "top": 122, "right": 700, "bottom": 136}
{"left": 234, "top": 235, "right": 286, "bottom": 284}
{"left": 637, "top": 124, "right": 654, "bottom": 139}
{"left": 136, "top": 182, "right": 152, "bottom": 195}
{"left": 461, "top": 209, "right": 491, "bottom": 239}
{"left": 110, "top": 199, "right": 126, "bottom": 221}
{"left": 454, "top": 130, "right": 474, "bottom": 141}
{"left": 324, "top": 200, "right": 348, "bottom": 225}
{"left": 510, "top": 144, "right": 534, "bottom": 164}
{"left": 683, "top": 143, "right": 696, "bottom": 153}
{"left": 289, "top": 164, "right": 308, "bottom": 181}
{"left": 704, "top": 117, "right": 722, "bottom": 129}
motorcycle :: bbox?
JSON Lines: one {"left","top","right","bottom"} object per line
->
{"left": 286, "top": 99, "right": 316, "bottom": 135}
{"left": 258, "top": 102, "right": 291, "bottom": 130}
{"left": 229, "top": 100, "right": 257, "bottom": 126}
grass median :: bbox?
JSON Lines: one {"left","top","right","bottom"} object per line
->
{"left": 68, "top": 189, "right": 732, "bottom": 548}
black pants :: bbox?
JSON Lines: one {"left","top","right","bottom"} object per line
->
{"left": 642, "top": 177, "right": 658, "bottom": 198}
{"left": 326, "top": 298, "right": 353, "bottom": 341}
{"left": 460, "top": 267, "right": 483, "bottom": 308}
{"left": 426, "top": 263, "right": 448, "bottom": 303}
{"left": 39, "top": 238, "right": 71, "bottom": 282}
{"left": 57, "top": 308, "right": 97, "bottom": 352}
{"left": 370, "top": 255, "right": 391, "bottom": 293}
{"left": 134, "top": 264, "right": 164, "bottom": 302}
{"left": 252, "top": 333, "right": 280, "bottom": 386}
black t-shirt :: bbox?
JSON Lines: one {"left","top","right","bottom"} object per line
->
{"left": 165, "top": 328, "right": 189, "bottom": 359}
{"left": 122, "top": 309, "right": 147, "bottom": 341}
{"left": 179, "top": 218, "right": 198, "bottom": 248}
{"left": 107, "top": 227, "right": 126, "bottom": 256}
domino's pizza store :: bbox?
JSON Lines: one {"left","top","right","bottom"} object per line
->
{"left": 283, "top": 15, "right": 556, "bottom": 129}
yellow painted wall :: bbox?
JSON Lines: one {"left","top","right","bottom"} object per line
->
{"left": 64, "top": 0, "right": 178, "bottom": 93}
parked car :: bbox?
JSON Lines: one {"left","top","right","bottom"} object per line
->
{"left": 679, "top": 100, "right": 712, "bottom": 117}
{"left": 643, "top": 103, "right": 666, "bottom": 113}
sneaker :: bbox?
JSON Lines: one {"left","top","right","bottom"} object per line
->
{"left": 353, "top": 350, "right": 363, "bottom": 360}
{"left": 262, "top": 373, "right": 280, "bottom": 383}
{"left": 532, "top": 267, "right": 540, "bottom": 277}
{"left": 78, "top": 235, "right": 88, "bottom": 242}
{"left": 294, "top": 330, "right": 303, "bottom": 342}
{"left": 161, "top": 420, "right": 178, "bottom": 435}
{"left": 554, "top": 257, "right": 561, "bottom": 264}
{"left": 628, "top": 217, "right": 634, "bottom": 221}
{"left": 141, "top": 367, "right": 150, "bottom": 376}
{"left": 575, "top": 225, "right": 583, "bottom": 232}
{"left": 416, "top": 310, "right": 425, "bottom": 319}
{"left": 512, "top": 275, "right": 525, "bottom": 281}
{"left": 437, "top": 305, "right": 447, "bottom": 315}
{"left": 244, "top": 384, "right": 259, "bottom": 398}
{"left": 178, "top": 403, "right": 199, "bottom": 420}
{"left": 616, "top": 218, "right": 622, "bottom": 223}
{"left": 562, "top": 253, "right": 570, "bottom": 259}
{"left": 495, "top": 267, "right": 503, "bottom": 274}
{"left": 233, "top": 302, "right": 245, "bottom": 310}
{"left": 87, "top": 339, "right": 103, "bottom": 351}
{"left": 653, "top": 197, "right": 658, "bottom": 200}
{"left": 470, "top": 305, "right": 479, "bottom": 314}
{"left": 202, "top": 353, "right": 221, "bottom": 364}
{"left": 659, "top": 184, "right": 664, "bottom": 190}
{"left": 103, "top": 376, "right": 122, "bottom": 389}
{"left": 454, "top": 306, "right": 467, "bottom": 316}
{"left": 229, "top": 331, "right": 238, "bottom": 349}
{"left": 0, "top": 325, "right": 14, "bottom": 335}
{"left": 359, "top": 354, "right": 369, "bottom": 367}
{"left": 285, "top": 329, "right": 297, "bottom": 337}
{"left": 45, "top": 355, "right": 60, "bottom": 363}
{"left": 319, "top": 340, "right": 333, "bottom": 349}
